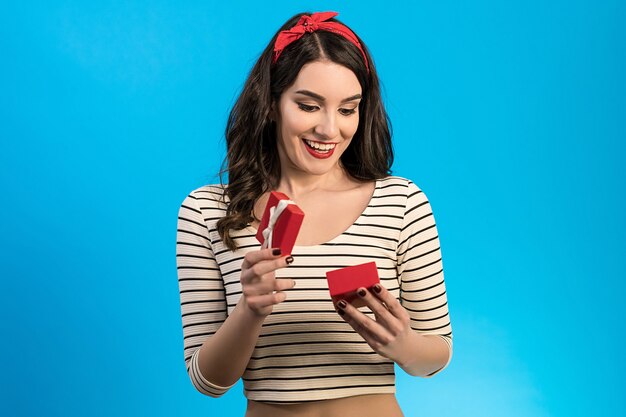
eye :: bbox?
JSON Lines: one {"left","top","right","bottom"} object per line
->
{"left": 297, "top": 102, "right": 357, "bottom": 117}
{"left": 297, "top": 103, "right": 318, "bottom": 112}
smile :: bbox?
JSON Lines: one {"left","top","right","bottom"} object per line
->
{"left": 302, "top": 138, "right": 337, "bottom": 152}
{"left": 301, "top": 138, "right": 337, "bottom": 159}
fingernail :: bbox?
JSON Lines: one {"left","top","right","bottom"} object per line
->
{"left": 337, "top": 309, "right": 345, "bottom": 316}
{"left": 272, "top": 248, "right": 282, "bottom": 256}
{"left": 285, "top": 256, "right": 294, "bottom": 265}
{"left": 358, "top": 289, "right": 366, "bottom": 297}
{"left": 292, "top": 280, "right": 296, "bottom": 288}
{"left": 338, "top": 300, "right": 347, "bottom": 309}
{"left": 373, "top": 284, "right": 382, "bottom": 294}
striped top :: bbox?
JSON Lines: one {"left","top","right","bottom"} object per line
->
{"left": 175, "top": 175, "right": 453, "bottom": 403}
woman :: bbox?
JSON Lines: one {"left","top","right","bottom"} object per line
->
{"left": 176, "top": 11, "right": 453, "bottom": 417}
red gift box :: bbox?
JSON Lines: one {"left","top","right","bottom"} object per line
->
{"left": 255, "top": 191, "right": 304, "bottom": 256}
{"left": 326, "top": 261, "right": 380, "bottom": 308}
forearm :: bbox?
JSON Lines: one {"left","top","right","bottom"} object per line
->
{"left": 196, "top": 297, "right": 266, "bottom": 386}
{"left": 397, "top": 332, "right": 451, "bottom": 377}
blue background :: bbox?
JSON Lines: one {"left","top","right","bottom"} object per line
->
{"left": 1, "top": 1, "right": 624, "bottom": 416}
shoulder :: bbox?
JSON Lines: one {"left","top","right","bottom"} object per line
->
{"left": 379, "top": 176, "right": 433, "bottom": 217}
{"left": 180, "top": 183, "right": 229, "bottom": 210}
{"left": 378, "top": 175, "right": 424, "bottom": 195}
{"left": 188, "top": 183, "right": 226, "bottom": 199}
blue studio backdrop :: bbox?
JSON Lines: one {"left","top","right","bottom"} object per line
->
{"left": 1, "top": 1, "right": 624, "bottom": 416}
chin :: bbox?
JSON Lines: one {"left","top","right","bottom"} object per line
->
{"left": 301, "top": 157, "right": 345, "bottom": 176}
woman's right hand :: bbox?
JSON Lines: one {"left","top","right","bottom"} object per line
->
{"left": 240, "top": 247, "right": 295, "bottom": 317}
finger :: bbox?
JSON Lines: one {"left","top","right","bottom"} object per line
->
{"left": 355, "top": 287, "right": 396, "bottom": 328}
{"left": 241, "top": 247, "right": 284, "bottom": 270}
{"left": 243, "top": 276, "right": 295, "bottom": 297}
{"left": 370, "top": 283, "right": 410, "bottom": 327}
{"left": 336, "top": 299, "right": 392, "bottom": 345}
{"left": 241, "top": 254, "right": 294, "bottom": 285}
{"left": 274, "top": 278, "right": 296, "bottom": 292}
{"left": 246, "top": 291, "right": 288, "bottom": 310}
{"left": 242, "top": 275, "right": 274, "bottom": 297}
{"left": 342, "top": 313, "right": 383, "bottom": 350}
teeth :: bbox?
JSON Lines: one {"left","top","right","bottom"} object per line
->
{"left": 304, "top": 139, "right": 336, "bottom": 151}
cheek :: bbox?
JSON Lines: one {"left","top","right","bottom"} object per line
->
{"left": 352, "top": 116, "right": 360, "bottom": 133}
{"left": 281, "top": 106, "right": 310, "bottom": 134}
{"left": 343, "top": 116, "right": 360, "bottom": 138}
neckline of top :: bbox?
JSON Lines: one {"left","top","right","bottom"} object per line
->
{"left": 245, "top": 177, "right": 383, "bottom": 249}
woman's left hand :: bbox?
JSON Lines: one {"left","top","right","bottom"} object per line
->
{"left": 335, "top": 283, "right": 415, "bottom": 365}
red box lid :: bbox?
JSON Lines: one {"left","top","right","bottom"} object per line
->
{"left": 255, "top": 191, "right": 304, "bottom": 255}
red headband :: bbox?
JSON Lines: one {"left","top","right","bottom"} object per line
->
{"left": 273, "top": 11, "right": 370, "bottom": 74}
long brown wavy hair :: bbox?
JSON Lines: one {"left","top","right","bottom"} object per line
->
{"left": 216, "top": 11, "right": 394, "bottom": 251}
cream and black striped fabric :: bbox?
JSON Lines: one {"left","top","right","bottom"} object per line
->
{"left": 176, "top": 175, "right": 453, "bottom": 403}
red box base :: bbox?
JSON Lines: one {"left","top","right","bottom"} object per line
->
{"left": 326, "top": 261, "right": 380, "bottom": 308}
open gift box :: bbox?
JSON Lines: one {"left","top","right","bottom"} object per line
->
{"left": 255, "top": 191, "right": 305, "bottom": 256}
{"left": 326, "top": 261, "right": 380, "bottom": 309}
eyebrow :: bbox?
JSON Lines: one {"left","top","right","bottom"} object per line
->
{"left": 294, "top": 89, "right": 362, "bottom": 103}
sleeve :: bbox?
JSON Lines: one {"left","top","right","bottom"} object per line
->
{"left": 176, "top": 191, "right": 236, "bottom": 396}
{"left": 396, "top": 180, "right": 453, "bottom": 377}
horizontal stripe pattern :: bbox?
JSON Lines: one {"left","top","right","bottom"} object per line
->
{"left": 176, "top": 175, "right": 453, "bottom": 402}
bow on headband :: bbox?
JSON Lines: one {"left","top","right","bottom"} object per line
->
{"left": 273, "top": 11, "right": 370, "bottom": 74}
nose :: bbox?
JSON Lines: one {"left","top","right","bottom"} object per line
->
{"left": 313, "top": 109, "right": 339, "bottom": 139}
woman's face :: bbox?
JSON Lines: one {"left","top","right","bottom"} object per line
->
{"left": 272, "top": 60, "right": 362, "bottom": 178}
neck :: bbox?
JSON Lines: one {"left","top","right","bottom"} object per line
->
{"left": 277, "top": 166, "right": 350, "bottom": 200}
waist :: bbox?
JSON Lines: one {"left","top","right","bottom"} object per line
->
{"left": 245, "top": 393, "right": 404, "bottom": 417}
